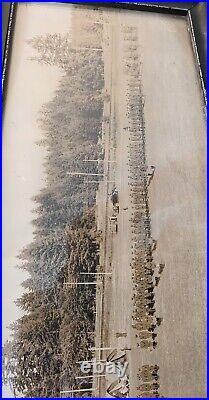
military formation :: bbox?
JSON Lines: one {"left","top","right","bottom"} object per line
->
{"left": 122, "top": 25, "right": 165, "bottom": 355}
{"left": 136, "top": 364, "right": 161, "bottom": 398}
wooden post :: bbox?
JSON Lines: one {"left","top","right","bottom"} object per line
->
{"left": 75, "top": 374, "right": 106, "bottom": 379}
{"left": 60, "top": 388, "right": 97, "bottom": 394}
{"left": 67, "top": 172, "right": 104, "bottom": 176}
{"left": 64, "top": 281, "right": 101, "bottom": 286}
{"left": 79, "top": 272, "right": 112, "bottom": 276}
{"left": 83, "top": 159, "right": 116, "bottom": 163}
{"left": 89, "top": 347, "right": 115, "bottom": 351}
{"left": 76, "top": 359, "right": 106, "bottom": 364}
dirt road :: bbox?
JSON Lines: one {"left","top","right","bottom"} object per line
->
{"left": 94, "top": 8, "right": 206, "bottom": 398}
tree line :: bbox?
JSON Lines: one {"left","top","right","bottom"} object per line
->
{"left": 3, "top": 11, "right": 105, "bottom": 398}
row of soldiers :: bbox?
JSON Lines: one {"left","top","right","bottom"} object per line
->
{"left": 122, "top": 29, "right": 163, "bottom": 353}
{"left": 136, "top": 365, "right": 161, "bottom": 398}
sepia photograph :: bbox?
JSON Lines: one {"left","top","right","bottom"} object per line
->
{"left": 2, "top": 2, "right": 206, "bottom": 398}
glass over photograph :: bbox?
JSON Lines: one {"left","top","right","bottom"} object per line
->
{"left": 2, "top": 2, "right": 206, "bottom": 398}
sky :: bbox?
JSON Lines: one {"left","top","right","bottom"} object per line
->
{"left": 2, "top": 2, "right": 73, "bottom": 396}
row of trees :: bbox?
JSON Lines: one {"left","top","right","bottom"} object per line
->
{"left": 3, "top": 9, "right": 105, "bottom": 398}
{"left": 3, "top": 211, "right": 99, "bottom": 397}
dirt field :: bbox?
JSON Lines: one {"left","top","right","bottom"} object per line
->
{"left": 94, "top": 8, "right": 206, "bottom": 399}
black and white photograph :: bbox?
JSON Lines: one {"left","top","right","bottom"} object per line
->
{"left": 2, "top": 2, "right": 206, "bottom": 398}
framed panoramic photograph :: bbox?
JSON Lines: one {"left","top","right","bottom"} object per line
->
{"left": 2, "top": 2, "right": 206, "bottom": 398}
